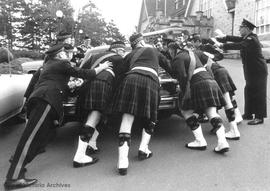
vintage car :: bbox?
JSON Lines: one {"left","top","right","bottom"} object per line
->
{"left": 21, "top": 60, "right": 43, "bottom": 74}
{"left": 0, "top": 62, "right": 32, "bottom": 124}
{"left": 21, "top": 45, "right": 180, "bottom": 123}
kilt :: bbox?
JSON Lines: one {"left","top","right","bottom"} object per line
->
{"left": 182, "top": 78, "right": 226, "bottom": 111}
{"left": 111, "top": 73, "right": 160, "bottom": 122}
{"left": 213, "top": 67, "right": 236, "bottom": 95}
{"left": 80, "top": 79, "right": 112, "bottom": 112}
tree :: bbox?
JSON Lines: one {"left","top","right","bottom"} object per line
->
{"left": 105, "top": 21, "right": 126, "bottom": 44}
{"left": 75, "top": 2, "right": 126, "bottom": 47}
{"left": 0, "top": 0, "right": 126, "bottom": 51}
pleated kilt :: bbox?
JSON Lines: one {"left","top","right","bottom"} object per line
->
{"left": 111, "top": 73, "right": 159, "bottom": 122}
{"left": 81, "top": 79, "right": 112, "bottom": 112}
{"left": 182, "top": 77, "right": 226, "bottom": 111}
{"left": 213, "top": 67, "right": 237, "bottom": 95}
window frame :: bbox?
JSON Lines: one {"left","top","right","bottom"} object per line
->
{"left": 255, "top": 0, "right": 270, "bottom": 35}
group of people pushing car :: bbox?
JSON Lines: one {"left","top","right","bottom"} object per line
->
{"left": 4, "top": 18, "right": 267, "bottom": 190}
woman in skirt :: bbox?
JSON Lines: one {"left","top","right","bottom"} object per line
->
{"left": 167, "top": 39, "right": 230, "bottom": 154}
{"left": 190, "top": 36, "right": 241, "bottom": 140}
{"left": 111, "top": 33, "right": 171, "bottom": 175}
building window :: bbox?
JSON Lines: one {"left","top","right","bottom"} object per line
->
{"left": 199, "top": 0, "right": 213, "bottom": 18}
{"left": 255, "top": 0, "right": 270, "bottom": 34}
{"left": 175, "top": 0, "right": 179, "bottom": 9}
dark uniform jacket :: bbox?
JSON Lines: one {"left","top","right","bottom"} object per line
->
{"left": 124, "top": 47, "right": 172, "bottom": 82}
{"left": 198, "top": 44, "right": 224, "bottom": 62}
{"left": 82, "top": 50, "right": 125, "bottom": 87}
{"left": 195, "top": 45, "right": 225, "bottom": 75}
{"left": 27, "top": 58, "right": 97, "bottom": 121}
{"left": 171, "top": 49, "right": 212, "bottom": 94}
{"left": 217, "top": 33, "right": 268, "bottom": 78}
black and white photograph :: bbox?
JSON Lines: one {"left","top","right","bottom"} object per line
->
{"left": 0, "top": 0, "right": 269, "bottom": 190}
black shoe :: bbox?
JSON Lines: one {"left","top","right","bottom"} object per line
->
{"left": 214, "top": 147, "right": 229, "bottom": 154}
{"left": 4, "top": 178, "right": 37, "bottom": 190}
{"left": 86, "top": 146, "right": 100, "bottom": 155}
{"left": 185, "top": 144, "right": 207, "bottom": 150}
{"left": 118, "top": 168, "right": 127, "bottom": 176}
{"left": 242, "top": 114, "right": 253, "bottom": 120}
{"left": 73, "top": 157, "right": 99, "bottom": 168}
{"left": 247, "top": 118, "right": 264, "bottom": 125}
{"left": 138, "top": 150, "right": 153, "bottom": 160}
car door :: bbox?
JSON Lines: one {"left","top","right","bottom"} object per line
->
{"left": 0, "top": 62, "right": 32, "bottom": 124}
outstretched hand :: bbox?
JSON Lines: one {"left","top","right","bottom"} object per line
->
{"left": 95, "top": 61, "right": 113, "bottom": 75}
{"left": 99, "top": 61, "right": 113, "bottom": 70}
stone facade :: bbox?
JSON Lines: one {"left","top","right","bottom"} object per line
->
{"left": 211, "top": 0, "right": 233, "bottom": 36}
{"left": 234, "top": 0, "right": 256, "bottom": 36}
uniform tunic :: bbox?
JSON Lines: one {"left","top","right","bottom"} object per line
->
{"left": 111, "top": 47, "right": 171, "bottom": 123}
{"left": 171, "top": 49, "right": 226, "bottom": 111}
{"left": 195, "top": 45, "right": 237, "bottom": 96}
{"left": 218, "top": 33, "right": 268, "bottom": 118}
{"left": 78, "top": 51, "right": 125, "bottom": 118}
{"left": 6, "top": 58, "right": 98, "bottom": 180}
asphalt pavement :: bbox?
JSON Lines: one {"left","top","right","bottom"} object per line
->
{"left": 0, "top": 59, "right": 269, "bottom": 191}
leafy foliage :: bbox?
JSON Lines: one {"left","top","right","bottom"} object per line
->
{"left": 0, "top": 0, "right": 126, "bottom": 51}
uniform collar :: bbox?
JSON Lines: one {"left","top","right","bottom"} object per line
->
{"left": 243, "top": 31, "right": 253, "bottom": 39}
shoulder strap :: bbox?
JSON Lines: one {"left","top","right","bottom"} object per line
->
{"left": 182, "top": 50, "right": 196, "bottom": 104}
{"left": 205, "top": 57, "right": 214, "bottom": 77}
{"left": 129, "top": 47, "right": 147, "bottom": 69}
{"left": 187, "top": 50, "right": 196, "bottom": 81}
{"left": 90, "top": 52, "right": 117, "bottom": 69}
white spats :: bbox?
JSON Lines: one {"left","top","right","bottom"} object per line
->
{"left": 215, "top": 126, "right": 230, "bottom": 153}
{"left": 118, "top": 141, "right": 129, "bottom": 175}
{"left": 225, "top": 121, "right": 240, "bottom": 140}
{"left": 186, "top": 125, "right": 207, "bottom": 150}
{"left": 73, "top": 137, "right": 98, "bottom": 167}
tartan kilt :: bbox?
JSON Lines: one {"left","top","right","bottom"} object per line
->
{"left": 214, "top": 68, "right": 237, "bottom": 95}
{"left": 111, "top": 73, "right": 160, "bottom": 122}
{"left": 80, "top": 79, "right": 112, "bottom": 112}
{"left": 182, "top": 79, "right": 226, "bottom": 111}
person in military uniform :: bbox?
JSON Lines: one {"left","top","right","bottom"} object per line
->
{"left": 56, "top": 30, "right": 73, "bottom": 45}
{"left": 4, "top": 44, "right": 112, "bottom": 190}
{"left": 167, "top": 39, "right": 230, "bottom": 154}
{"left": 72, "top": 41, "right": 126, "bottom": 167}
{"left": 215, "top": 19, "right": 268, "bottom": 125}
{"left": 190, "top": 35, "right": 241, "bottom": 140}
{"left": 111, "top": 33, "right": 171, "bottom": 175}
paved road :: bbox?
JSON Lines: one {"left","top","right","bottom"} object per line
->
{"left": 0, "top": 59, "right": 269, "bottom": 191}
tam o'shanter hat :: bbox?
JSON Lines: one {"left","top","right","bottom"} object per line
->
{"left": 57, "top": 31, "right": 72, "bottom": 41}
{"left": 109, "top": 41, "right": 126, "bottom": 50}
{"left": 45, "top": 44, "right": 65, "bottom": 55}
{"left": 63, "top": 44, "right": 77, "bottom": 52}
{"left": 129, "top": 33, "right": 143, "bottom": 46}
{"left": 241, "top": 19, "right": 256, "bottom": 30}
{"left": 165, "top": 39, "right": 180, "bottom": 49}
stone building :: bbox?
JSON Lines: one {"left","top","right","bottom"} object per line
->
{"left": 137, "top": 0, "right": 270, "bottom": 40}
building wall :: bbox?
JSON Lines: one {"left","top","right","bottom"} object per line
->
{"left": 234, "top": 0, "right": 256, "bottom": 36}
{"left": 212, "top": 0, "right": 233, "bottom": 36}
